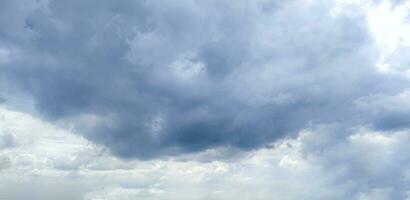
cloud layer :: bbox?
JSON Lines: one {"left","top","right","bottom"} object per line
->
{"left": 1, "top": 106, "right": 410, "bottom": 199}
{"left": 1, "top": 0, "right": 410, "bottom": 162}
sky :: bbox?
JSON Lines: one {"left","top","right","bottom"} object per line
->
{"left": 1, "top": 0, "right": 410, "bottom": 199}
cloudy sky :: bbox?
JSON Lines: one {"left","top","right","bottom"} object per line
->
{"left": 1, "top": 0, "right": 410, "bottom": 199}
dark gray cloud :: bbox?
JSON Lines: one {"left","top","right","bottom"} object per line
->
{"left": 1, "top": 0, "right": 410, "bottom": 159}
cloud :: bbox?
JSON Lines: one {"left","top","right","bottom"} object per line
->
{"left": 0, "top": 107, "right": 346, "bottom": 199}
{"left": 355, "top": 89, "right": 410, "bottom": 130}
{"left": 1, "top": 106, "right": 410, "bottom": 199}
{"left": 1, "top": 0, "right": 410, "bottom": 161}
{"left": 0, "top": 154, "right": 11, "bottom": 171}
{"left": 3, "top": 0, "right": 410, "bottom": 199}
{"left": 300, "top": 125, "right": 410, "bottom": 199}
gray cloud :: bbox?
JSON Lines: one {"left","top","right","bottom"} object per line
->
{"left": 0, "top": 130, "right": 17, "bottom": 149}
{"left": 1, "top": 105, "right": 410, "bottom": 200}
{"left": 300, "top": 124, "right": 410, "bottom": 199}
{"left": 1, "top": 0, "right": 410, "bottom": 159}
{"left": 0, "top": 155, "right": 11, "bottom": 171}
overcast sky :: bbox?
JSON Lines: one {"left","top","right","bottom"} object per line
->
{"left": 1, "top": 0, "right": 410, "bottom": 199}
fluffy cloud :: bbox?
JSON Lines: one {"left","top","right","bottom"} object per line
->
{"left": 1, "top": 0, "right": 410, "bottom": 159}
{"left": 2, "top": 0, "right": 410, "bottom": 198}
{"left": 1, "top": 106, "right": 410, "bottom": 199}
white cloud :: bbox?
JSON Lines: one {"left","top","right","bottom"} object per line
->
{"left": 332, "top": 0, "right": 410, "bottom": 74}
{"left": 83, "top": 186, "right": 166, "bottom": 200}
{"left": 2, "top": 106, "right": 410, "bottom": 199}
{"left": 0, "top": 106, "right": 323, "bottom": 199}
{"left": 367, "top": 1, "right": 410, "bottom": 74}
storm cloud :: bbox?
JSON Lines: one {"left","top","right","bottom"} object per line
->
{"left": 1, "top": 0, "right": 410, "bottom": 159}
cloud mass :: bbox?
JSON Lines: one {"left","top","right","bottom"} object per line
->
{"left": 3, "top": 0, "right": 410, "bottom": 159}
{"left": 2, "top": 0, "right": 410, "bottom": 199}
